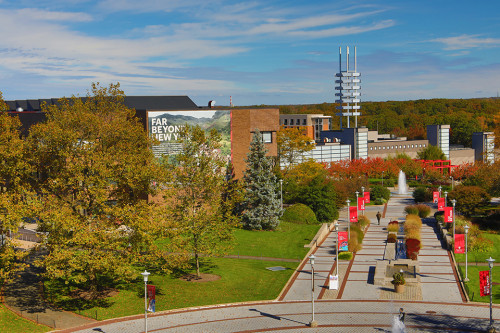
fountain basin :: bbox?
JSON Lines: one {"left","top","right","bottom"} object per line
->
{"left": 374, "top": 259, "right": 420, "bottom": 286}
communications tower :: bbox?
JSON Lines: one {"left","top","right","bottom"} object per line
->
{"left": 335, "top": 46, "right": 361, "bottom": 129}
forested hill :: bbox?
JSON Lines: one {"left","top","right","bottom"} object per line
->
{"left": 276, "top": 98, "right": 500, "bottom": 147}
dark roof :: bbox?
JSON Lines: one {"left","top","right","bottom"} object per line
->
{"left": 4, "top": 96, "right": 198, "bottom": 112}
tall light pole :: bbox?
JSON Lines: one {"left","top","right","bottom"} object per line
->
{"left": 361, "top": 186, "right": 365, "bottom": 216}
{"left": 355, "top": 191, "right": 359, "bottom": 218}
{"left": 451, "top": 199, "right": 456, "bottom": 239}
{"left": 335, "top": 222, "right": 339, "bottom": 279}
{"left": 444, "top": 191, "right": 448, "bottom": 207}
{"left": 346, "top": 199, "right": 351, "bottom": 240}
{"left": 309, "top": 254, "right": 317, "bottom": 328}
{"left": 464, "top": 225, "right": 470, "bottom": 282}
{"left": 279, "top": 179, "right": 283, "bottom": 210}
{"left": 486, "top": 257, "right": 495, "bottom": 331}
{"left": 438, "top": 185, "right": 442, "bottom": 197}
{"left": 141, "top": 270, "right": 150, "bottom": 333}
{"left": 450, "top": 175, "right": 454, "bottom": 190}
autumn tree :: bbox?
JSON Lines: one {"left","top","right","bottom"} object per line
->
{"left": 241, "top": 130, "right": 282, "bottom": 230}
{"left": 0, "top": 99, "right": 32, "bottom": 287}
{"left": 28, "top": 83, "right": 163, "bottom": 293}
{"left": 277, "top": 126, "right": 315, "bottom": 174}
{"left": 163, "top": 125, "right": 238, "bottom": 277}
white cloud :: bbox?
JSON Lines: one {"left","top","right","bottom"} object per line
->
{"left": 16, "top": 8, "right": 93, "bottom": 22}
{"left": 432, "top": 34, "right": 500, "bottom": 50}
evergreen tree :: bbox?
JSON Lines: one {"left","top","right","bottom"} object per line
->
{"left": 241, "top": 130, "right": 282, "bottom": 230}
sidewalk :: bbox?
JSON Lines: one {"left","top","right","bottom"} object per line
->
{"left": 280, "top": 189, "right": 464, "bottom": 303}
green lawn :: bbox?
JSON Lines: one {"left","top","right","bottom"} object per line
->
{"left": 455, "top": 233, "right": 500, "bottom": 263}
{"left": 457, "top": 265, "right": 500, "bottom": 303}
{"left": 230, "top": 221, "right": 321, "bottom": 259}
{"left": 0, "top": 303, "right": 50, "bottom": 333}
{"left": 49, "top": 258, "right": 298, "bottom": 320}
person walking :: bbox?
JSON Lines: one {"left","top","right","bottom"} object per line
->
{"left": 376, "top": 211, "right": 382, "bottom": 225}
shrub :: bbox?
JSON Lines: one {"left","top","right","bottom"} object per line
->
{"left": 338, "top": 252, "right": 353, "bottom": 261}
{"left": 416, "top": 204, "right": 431, "bottom": 218}
{"left": 404, "top": 205, "right": 419, "bottom": 216}
{"left": 448, "top": 185, "right": 491, "bottom": 217}
{"left": 391, "top": 272, "right": 405, "bottom": 285}
{"left": 370, "top": 185, "right": 391, "bottom": 201}
{"left": 470, "top": 236, "right": 494, "bottom": 253}
{"left": 387, "top": 233, "right": 397, "bottom": 243}
{"left": 280, "top": 203, "right": 319, "bottom": 224}
{"left": 348, "top": 237, "right": 362, "bottom": 253}
{"left": 405, "top": 229, "right": 421, "bottom": 241}
{"left": 374, "top": 198, "right": 387, "bottom": 205}
{"left": 413, "top": 187, "right": 433, "bottom": 203}
{"left": 434, "top": 211, "right": 444, "bottom": 223}
{"left": 405, "top": 214, "right": 422, "bottom": 227}
{"left": 358, "top": 215, "right": 371, "bottom": 230}
{"left": 292, "top": 175, "right": 339, "bottom": 222}
{"left": 387, "top": 223, "right": 399, "bottom": 233}
{"left": 350, "top": 225, "right": 364, "bottom": 244}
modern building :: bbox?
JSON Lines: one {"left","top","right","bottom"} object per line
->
{"left": 279, "top": 114, "right": 331, "bottom": 141}
{"left": 427, "top": 125, "right": 450, "bottom": 159}
{"left": 472, "top": 131, "right": 496, "bottom": 163}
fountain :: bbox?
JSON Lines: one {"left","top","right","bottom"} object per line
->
{"left": 398, "top": 170, "right": 407, "bottom": 195}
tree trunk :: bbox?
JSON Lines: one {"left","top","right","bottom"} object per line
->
{"left": 195, "top": 252, "right": 200, "bottom": 277}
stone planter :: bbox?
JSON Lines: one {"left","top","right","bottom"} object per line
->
{"left": 394, "top": 284, "right": 405, "bottom": 293}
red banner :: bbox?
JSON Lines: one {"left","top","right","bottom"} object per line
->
{"left": 358, "top": 197, "right": 365, "bottom": 211}
{"left": 364, "top": 191, "right": 370, "bottom": 204}
{"left": 349, "top": 206, "right": 358, "bottom": 223}
{"left": 480, "top": 270, "right": 490, "bottom": 296}
{"left": 147, "top": 284, "right": 156, "bottom": 312}
{"left": 444, "top": 207, "right": 453, "bottom": 223}
{"left": 438, "top": 197, "right": 445, "bottom": 211}
{"left": 433, "top": 191, "right": 439, "bottom": 203}
{"left": 338, "top": 231, "right": 348, "bottom": 252}
{"left": 454, "top": 234, "right": 465, "bottom": 254}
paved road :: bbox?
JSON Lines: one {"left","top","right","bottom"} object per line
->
{"left": 56, "top": 189, "right": 500, "bottom": 332}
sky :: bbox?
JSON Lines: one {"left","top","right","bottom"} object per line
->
{"left": 0, "top": 0, "right": 499, "bottom": 106}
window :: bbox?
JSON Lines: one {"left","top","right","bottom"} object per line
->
{"left": 284, "top": 119, "right": 288, "bottom": 125}
{"left": 262, "top": 131, "right": 272, "bottom": 143}
{"left": 403, "top": 145, "right": 406, "bottom": 149}
{"left": 290, "top": 119, "right": 294, "bottom": 125}
{"left": 391, "top": 146, "right": 394, "bottom": 149}
{"left": 303, "top": 119, "right": 307, "bottom": 125}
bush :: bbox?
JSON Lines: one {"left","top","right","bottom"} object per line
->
{"left": 338, "top": 252, "right": 353, "bottom": 261}
{"left": 350, "top": 225, "right": 364, "bottom": 244}
{"left": 294, "top": 175, "right": 339, "bottom": 222}
{"left": 387, "top": 223, "right": 399, "bottom": 233}
{"left": 404, "top": 205, "right": 419, "bottom": 216}
{"left": 449, "top": 185, "right": 491, "bottom": 217}
{"left": 280, "top": 203, "right": 319, "bottom": 224}
{"left": 405, "top": 214, "right": 422, "bottom": 226}
{"left": 415, "top": 204, "right": 431, "bottom": 218}
{"left": 358, "top": 215, "right": 371, "bottom": 230}
{"left": 413, "top": 187, "right": 433, "bottom": 203}
{"left": 370, "top": 185, "right": 391, "bottom": 201}
{"left": 434, "top": 211, "right": 444, "bottom": 223}
{"left": 387, "top": 233, "right": 397, "bottom": 243}
{"left": 348, "top": 237, "right": 362, "bottom": 253}
{"left": 374, "top": 198, "right": 387, "bottom": 205}
{"left": 405, "top": 229, "right": 421, "bottom": 241}
{"left": 470, "top": 236, "right": 494, "bottom": 253}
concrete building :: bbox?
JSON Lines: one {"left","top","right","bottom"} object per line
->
{"left": 427, "top": 125, "right": 450, "bottom": 159}
{"left": 472, "top": 131, "right": 496, "bottom": 163}
{"left": 279, "top": 114, "right": 331, "bottom": 141}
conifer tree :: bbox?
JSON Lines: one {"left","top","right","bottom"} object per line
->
{"left": 241, "top": 130, "right": 282, "bottom": 230}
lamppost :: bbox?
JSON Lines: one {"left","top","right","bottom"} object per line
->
{"left": 279, "top": 179, "right": 283, "bottom": 210}
{"left": 464, "top": 225, "right": 470, "bottom": 282}
{"left": 334, "top": 222, "right": 339, "bottom": 279}
{"left": 361, "top": 186, "right": 365, "bottom": 216}
{"left": 451, "top": 199, "right": 456, "bottom": 239}
{"left": 309, "top": 254, "right": 317, "bottom": 328}
{"left": 141, "top": 270, "right": 150, "bottom": 333}
{"left": 438, "top": 185, "right": 442, "bottom": 197}
{"left": 450, "top": 175, "right": 454, "bottom": 190}
{"left": 444, "top": 191, "right": 448, "bottom": 207}
{"left": 346, "top": 199, "right": 351, "bottom": 240}
{"left": 486, "top": 257, "right": 495, "bottom": 331}
{"left": 382, "top": 171, "right": 384, "bottom": 187}
{"left": 355, "top": 191, "right": 359, "bottom": 218}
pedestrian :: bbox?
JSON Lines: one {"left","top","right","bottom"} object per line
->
{"left": 399, "top": 308, "right": 405, "bottom": 323}
{"left": 376, "top": 211, "right": 382, "bottom": 225}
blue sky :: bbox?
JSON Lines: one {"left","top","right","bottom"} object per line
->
{"left": 0, "top": 0, "right": 499, "bottom": 106}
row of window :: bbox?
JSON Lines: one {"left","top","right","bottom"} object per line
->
{"left": 369, "top": 143, "right": 426, "bottom": 151}
{"left": 282, "top": 118, "right": 307, "bottom": 126}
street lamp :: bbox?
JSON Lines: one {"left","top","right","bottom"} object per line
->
{"left": 438, "top": 185, "right": 442, "bottom": 197}
{"left": 486, "top": 257, "right": 495, "bottom": 331}
{"left": 450, "top": 175, "right": 454, "bottom": 190}
{"left": 355, "top": 191, "right": 359, "bottom": 218}
{"left": 141, "top": 270, "right": 150, "bottom": 333}
{"left": 464, "top": 225, "right": 470, "bottom": 282}
{"left": 444, "top": 191, "right": 448, "bottom": 207}
{"left": 346, "top": 199, "right": 351, "bottom": 240}
{"left": 361, "top": 186, "right": 365, "bottom": 216}
{"left": 309, "top": 254, "right": 317, "bottom": 328}
{"left": 334, "top": 222, "right": 339, "bottom": 280}
{"left": 451, "top": 199, "right": 456, "bottom": 239}
{"left": 279, "top": 179, "right": 283, "bottom": 210}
